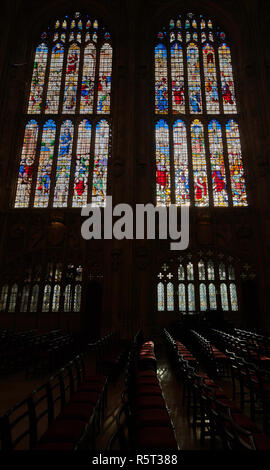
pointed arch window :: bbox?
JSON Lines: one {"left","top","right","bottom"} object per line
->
{"left": 14, "top": 12, "right": 112, "bottom": 208}
{"left": 30, "top": 284, "right": 39, "bottom": 312}
{"left": 154, "top": 12, "right": 248, "bottom": 207}
{"left": 0, "top": 285, "right": 9, "bottom": 311}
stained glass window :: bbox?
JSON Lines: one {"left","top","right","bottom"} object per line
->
{"left": 52, "top": 285, "right": 61, "bottom": 312}
{"left": 226, "top": 120, "right": 248, "bottom": 207}
{"left": 156, "top": 120, "right": 171, "bottom": 206}
{"left": 203, "top": 43, "right": 219, "bottom": 114}
{"left": 208, "top": 120, "right": 228, "bottom": 206}
{"left": 154, "top": 13, "right": 248, "bottom": 207}
{"left": 207, "top": 260, "right": 215, "bottom": 280}
{"left": 53, "top": 120, "right": 74, "bottom": 207}
{"left": 55, "top": 263, "right": 63, "bottom": 282}
{"left": 228, "top": 265, "right": 236, "bottom": 280}
{"left": 97, "top": 44, "right": 113, "bottom": 114}
{"left": 63, "top": 43, "right": 80, "bottom": 113}
{"left": 167, "top": 283, "right": 174, "bottom": 311}
{"left": 9, "top": 284, "right": 18, "bottom": 312}
{"left": 220, "top": 283, "right": 229, "bottom": 311}
{"left": 30, "top": 285, "right": 39, "bottom": 312}
{"left": 0, "top": 285, "right": 8, "bottom": 311}
{"left": 187, "top": 44, "right": 202, "bottom": 114}
{"left": 209, "top": 283, "right": 217, "bottom": 309}
{"left": 64, "top": 285, "right": 72, "bottom": 312}
{"left": 28, "top": 44, "right": 48, "bottom": 113}
{"left": 15, "top": 12, "right": 112, "bottom": 209}
{"left": 158, "top": 282, "right": 165, "bottom": 311}
{"left": 173, "top": 120, "right": 189, "bottom": 205}
{"left": 34, "top": 120, "right": 56, "bottom": 207}
{"left": 80, "top": 43, "right": 96, "bottom": 113}
{"left": 188, "top": 283, "right": 195, "bottom": 311}
{"left": 73, "top": 120, "right": 92, "bottom": 207}
{"left": 230, "top": 283, "right": 238, "bottom": 311}
{"left": 200, "top": 283, "right": 207, "bottom": 311}
{"left": 187, "top": 262, "right": 194, "bottom": 280}
{"left": 198, "top": 260, "right": 206, "bottom": 280}
{"left": 20, "top": 286, "right": 30, "bottom": 312}
{"left": 219, "top": 44, "right": 237, "bottom": 113}
{"left": 74, "top": 285, "right": 82, "bottom": 312}
{"left": 179, "top": 283, "right": 186, "bottom": 311}
{"left": 155, "top": 44, "right": 168, "bottom": 114}
{"left": 171, "top": 43, "right": 185, "bottom": 113}
{"left": 92, "top": 120, "right": 110, "bottom": 207}
{"left": 178, "top": 264, "right": 185, "bottom": 280}
{"left": 15, "top": 120, "right": 39, "bottom": 208}
{"left": 46, "top": 43, "right": 64, "bottom": 113}
{"left": 42, "top": 285, "right": 51, "bottom": 312}
{"left": 219, "top": 263, "right": 226, "bottom": 280}
{"left": 157, "top": 255, "right": 240, "bottom": 314}
{"left": 191, "top": 120, "right": 209, "bottom": 206}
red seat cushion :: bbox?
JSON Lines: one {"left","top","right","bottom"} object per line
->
{"left": 136, "top": 426, "right": 178, "bottom": 450}
{"left": 58, "top": 402, "right": 95, "bottom": 422}
{"left": 231, "top": 413, "right": 259, "bottom": 433}
{"left": 40, "top": 419, "right": 86, "bottom": 443}
{"left": 136, "top": 385, "right": 162, "bottom": 396}
{"left": 136, "top": 396, "right": 166, "bottom": 409}
{"left": 70, "top": 391, "right": 100, "bottom": 404}
{"left": 214, "top": 399, "right": 241, "bottom": 414}
{"left": 136, "top": 370, "right": 157, "bottom": 378}
{"left": 253, "top": 433, "right": 270, "bottom": 450}
{"left": 136, "top": 377, "right": 159, "bottom": 386}
{"left": 135, "top": 409, "right": 171, "bottom": 427}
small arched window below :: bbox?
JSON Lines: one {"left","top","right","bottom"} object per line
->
{"left": 9, "top": 284, "right": 18, "bottom": 312}
{"left": 42, "top": 285, "right": 51, "bottom": 312}
{"left": 0, "top": 285, "right": 9, "bottom": 311}
{"left": 73, "top": 284, "right": 82, "bottom": 312}
{"left": 30, "top": 284, "right": 39, "bottom": 312}
{"left": 20, "top": 286, "right": 30, "bottom": 312}
{"left": 64, "top": 285, "right": 72, "bottom": 312}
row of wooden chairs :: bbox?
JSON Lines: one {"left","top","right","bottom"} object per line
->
{"left": 88, "top": 331, "right": 129, "bottom": 377}
{"left": 0, "top": 328, "right": 77, "bottom": 377}
{"left": 226, "top": 350, "right": 270, "bottom": 433}
{"left": 109, "top": 333, "right": 178, "bottom": 451}
{"left": 164, "top": 329, "right": 270, "bottom": 450}
{"left": 210, "top": 328, "right": 270, "bottom": 367}
{"left": 0, "top": 354, "right": 108, "bottom": 451}
{"left": 189, "top": 329, "right": 229, "bottom": 377}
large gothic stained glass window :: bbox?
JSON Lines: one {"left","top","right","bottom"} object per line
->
{"left": 154, "top": 12, "right": 248, "bottom": 207}
{"left": 14, "top": 12, "right": 112, "bottom": 208}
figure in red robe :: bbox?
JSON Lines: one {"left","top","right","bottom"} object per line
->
{"left": 195, "top": 177, "right": 207, "bottom": 201}
{"left": 75, "top": 179, "right": 85, "bottom": 197}
{"left": 223, "top": 82, "right": 234, "bottom": 105}
{"left": 213, "top": 170, "right": 225, "bottom": 192}
{"left": 67, "top": 53, "right": 79, "bottom": 74}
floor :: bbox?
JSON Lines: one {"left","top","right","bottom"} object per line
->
{"left": 0, "top": 341, "right": 266, "bottom": 451}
